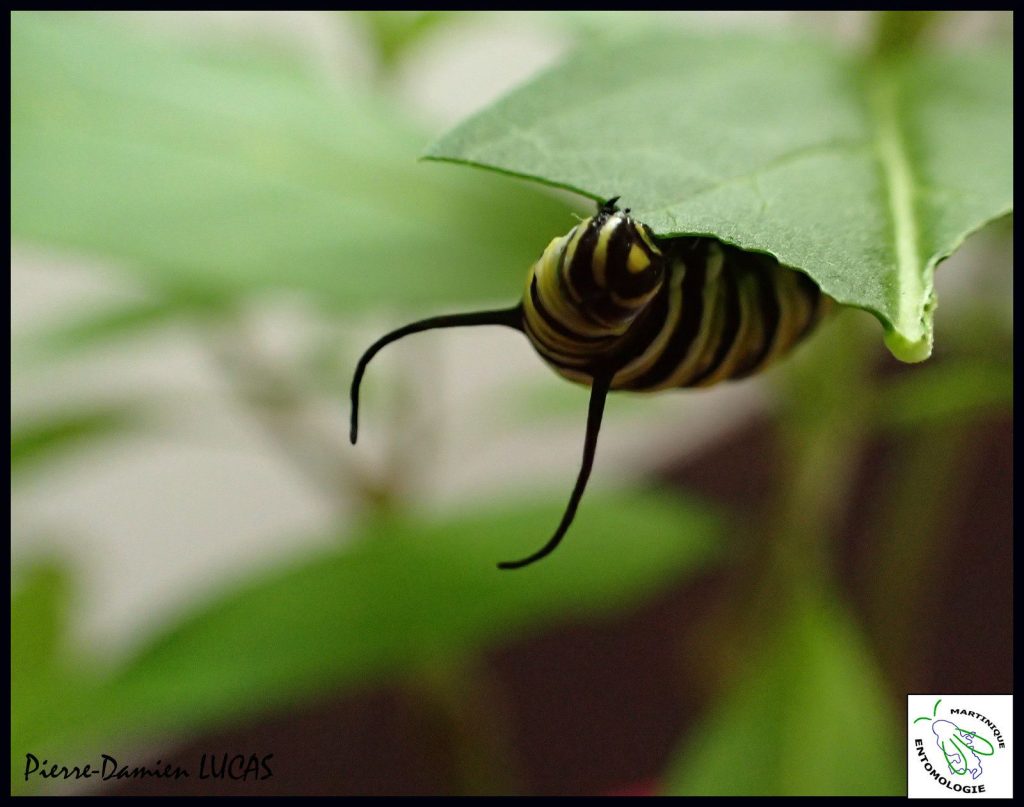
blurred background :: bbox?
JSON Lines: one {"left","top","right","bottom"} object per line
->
{"left": 11, "top": 11, "right": 1012, "bottom": 796}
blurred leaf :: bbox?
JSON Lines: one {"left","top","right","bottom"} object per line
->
{"left": 355, "top": 11, "right": 455, "bottom": 68}
{"left": 11, "top": 563, "right": 71, "bottom": 682}
{"left": 28, "top": 292, "right": 225, "bottom": 357}
{"left": 11, "top": 405, "right": 141, "bottom": 477}
{"left": 11, "top": 562, "right": 96, "bottom": 794}
{"left": 10, "top": 12, "right": 574, "bottom": 310}
{"left": 875, "top": 360, "right": 1012, "bottom": 429}
{"left": 662, "top": 588, "right": 902, "bottom": 796}
{"left": 542, "top": 10, "right": 681, "bottom": 45}
{"left": 21, "top": 491, "right": 722, "bottom": 767}
{"left": 861, "top": 424, "right": 974, "bottom": 685}
{"left": 426, "top": 30, "right": 1012, "bottom": 362}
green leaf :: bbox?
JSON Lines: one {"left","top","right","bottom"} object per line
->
{"left": 11, "top": 405, "right": 141, "bottom": 477}
{"left": 11, "top": 563, "right": 71, "bottom": 683}
{"left": 11, "top": 562, "right": 96, "bottom": 794}
{"left": 662, "top": 588, "right": 902, "bottom": 795}
{"left": 26, "top": 292, "right": 223, "bottom": 357}
{"left": 354, "top": 11, "right": 455, "bottom": 68}
{"left": 425, "top": 31, "right": 1012, "bottom": 362}
{"left": 20, "top": 491, "right": 721, "bottom": 766}
{"left": 10, "top": 12, "right": 574, "bottom": 309}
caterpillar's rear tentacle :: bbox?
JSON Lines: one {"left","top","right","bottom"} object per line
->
{"left": 498, "top": 371, "right": 612, "bottom": 570}
{"left": 350, "top": 306, "right": 522, "bottom": 445}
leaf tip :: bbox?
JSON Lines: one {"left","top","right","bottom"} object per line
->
{"left": 883, "top": 326, "right": 933, "bottom": 363}
{"left": 884, "top": 286, "right": 937, "bottom": 363}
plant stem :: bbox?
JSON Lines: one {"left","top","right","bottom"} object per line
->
{"left": 862, "top": 417, "right": 974, "bottom": 690}
{"left": 745, "top": 309, "right": 878, "bottom": 641}
{"left": 201, "top": 314, "right": 386, "bottom": 521}
{"left": 871, "top": 11, "right": 941, "bottom": 60}
{"left": 405, "top": 657, "right": 525, "bottom": 795}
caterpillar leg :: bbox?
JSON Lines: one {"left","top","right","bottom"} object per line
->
{"left": 498, "top": 372, "right": 612, "bottom": 570}
{"left": 350, "top": 306, "right": 522, "bottom": 444}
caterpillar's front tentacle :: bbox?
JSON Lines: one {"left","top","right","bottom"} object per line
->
{"left": 350, "top": 306, "right": 522, "bottom": 444}
{"left": 498, "top": 371, "right": 612, "bottom": 570}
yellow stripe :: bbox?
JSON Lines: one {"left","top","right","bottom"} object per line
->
{"left": 612, "top": 265, "right": 685, "bottom": 387}
{"left": 561, "top": 221, "right": 590, "bottom": 304}
{"left": 522, "top": 239, "right": 559, "bottom": 302}
{"left": 524, "top": 317, "right": 593, "bottom": 368}
{"left": 733, "top": 274, "right": 769, "bottom": 376}
{"left": 759, "top": 266, "right": 803, "bottom": 369}
{"left": 539, "top": 265, "right": 608, "bottom": 337}
{"left": 660, "top": 244, "right": 727, "bottom": 389}
{"left": 524, "top": 265, "right": 619, "bottom": 360}
{"left": 610, "top": 286, "right": 659, "bottom": 308}
{"left": 626, "top": 244, "right": 651, "bottom": 274}
{"left": 534, "top": 253, "right": 579, "bottom": 332}
{"left": 758, "top": 269, "right": 833, "bottom": 375}
{"left": 592, "top": 215, "right": 621, "bottom": 288}
{"left": 527, "top": 240, "right": 608, "bottom": 339}
{"left": 549, "top": 364, "right": 593, "bottom": 385}
{"left": 788, "top": 276, "right": 814, "bottom": 337}
{"left": 637, "top": 223, "right": 661, "bottom": 254}
{"left": 579, "top": 308, "right": 632, "bottom": 334}
{"left": 524, "top": 293, "right": 588, "bottom": 354}
{"left": 524, "top": 313, "right": 591, "bottom": 365}
{"left": 807, "top": 289, "right": 835, "bottom": 331}
{"left": 695, "top": 270, "right": 759, "bottom": 387}
{"left": 534, "top": 343, "right": 592, "bottom": 369}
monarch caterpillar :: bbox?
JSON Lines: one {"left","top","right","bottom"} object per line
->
{"left": 350, "top": 198, "right": 832, "bottom": 569}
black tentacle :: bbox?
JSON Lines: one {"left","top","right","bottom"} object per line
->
{"left": 498, "top": 372, "right": 612, "bottom": 570}
{"left": 350, "top": 306, "right": 522, "bottom": 444}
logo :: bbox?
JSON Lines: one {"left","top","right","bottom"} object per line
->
{"left": 908, "top": 695, "right": 1012, "bottom": 799}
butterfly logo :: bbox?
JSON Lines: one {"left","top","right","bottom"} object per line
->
{"left": 914, "top": 699, "right": 996, "bottom": 780}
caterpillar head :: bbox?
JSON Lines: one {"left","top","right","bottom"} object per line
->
{"left": 544, "top": 197, "right": 665, "bottom": 330}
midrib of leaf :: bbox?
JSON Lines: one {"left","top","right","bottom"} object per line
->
{"left": 866, "top": 63, "right": 930, "bottom": 362}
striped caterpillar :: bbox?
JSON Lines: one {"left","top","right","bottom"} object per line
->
{"left": 351, "top": 198, "right": 831, "bottom": 569}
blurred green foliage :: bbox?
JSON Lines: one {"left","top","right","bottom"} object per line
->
{"left": 11, "top": 12, "right": 574, "bottom": 309}
{"left": 664, "top": 586, "right": 903, "bottom": 795}
{"left": 13, "top": 493, "right": 722, "bottom": 793}
{"left": 11, "top": 404, "right": 143, "bottom": 479}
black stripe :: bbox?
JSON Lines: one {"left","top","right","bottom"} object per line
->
{"left": 528, "top": 275, "right": 607, "bottom": 345}
{"left": 555, "top": 228, "right": 580, "bottom": 301}
{"left": 604, "top": 222, "right": 633, "bottom": 292}
{"left": 556, "top": 237, "right": 606, "bottom": 329}
{"left": 568, "top": 219, "right": 603, "bottom": 300}
{"left": 584, "top": 220, "right": 639, "bottom": 324}
{"left": 589, "top": 292, "right": 636, "bottom": 326}
{"left": 732, "top": 256, "right": 782, "bottom": 378}
{"left": 624, "top": 246, "right": 709, "bottom": 390}
{"left": 688, "top": 259, "right": 741, "bottom": 385}
{"left": 606, "top": 274, "right": 672, "bottom": 379}
{"left": 619, "top": 226, "right": 663, "bottom": 299}
{"left": 793, "top": 271, "right": 824, "bottom": 340}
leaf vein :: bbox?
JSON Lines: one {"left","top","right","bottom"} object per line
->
{"left": 867, "top": 68, "right": 927, "bottom": 356}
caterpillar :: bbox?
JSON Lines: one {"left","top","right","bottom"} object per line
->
{"left": 350, "top": 197, "right": 832, "bottom": 569}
